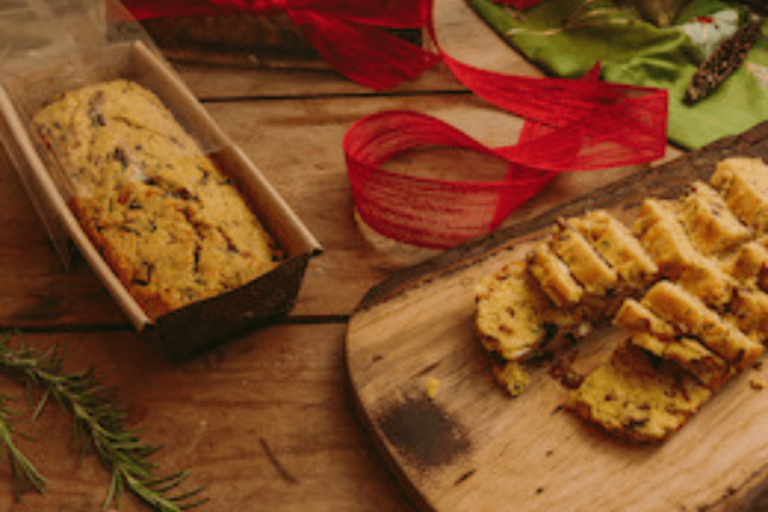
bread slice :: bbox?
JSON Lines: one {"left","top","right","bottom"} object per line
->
{"left": 615, "top": 299, "right": 732, "bottom": 390}
{"left": 725, "top": 237, "right": 768, "bottom": 290}
{"left": 677, "top": 181, "right": 752, "bottom": 256}
{"left": 675, "top": 258, "right": 738, "bottom": 311}
{"left": 633, "top": 198, "right": 701, "bottom": 280}
{"left": 728, "top": 287, "right": 768, "bottom": 343}
{"left": 630, "top": 333, "right": 732, "bottom": 391}
{"left": 642, "top": 281, "right": 763, "bottom": 370}
{"left": 711, "top": 157, "right": 768, "bottom": 233}
{"left": 526, "top": 242, "right": 584, "bottom": 307}
{"left": 613, "top": 298, "right": 676, "bottom": 339}
{"left": 566, "top": 342, "right": 712, "bottom": 443}
{"left": 632, "top": 197, "right": 737, "bottom": 308}
{"left": 550, "top": 218, "right": 618, "bottom": 296}
{"left": 569, "top": 209, "right": 658, "bottom": 291}
{"left": 475, "top": 261, "right": 575, "bottom": 361}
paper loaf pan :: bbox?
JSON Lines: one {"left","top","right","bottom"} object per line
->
{"left": 0, "top": 40, "right": 323, "bottom": 361}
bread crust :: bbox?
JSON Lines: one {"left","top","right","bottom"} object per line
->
{"left": 33, "top": 79, "right": 283, "bottom": 319}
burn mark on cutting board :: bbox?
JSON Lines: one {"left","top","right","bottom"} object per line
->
{"left": 378, "top": 396, "right": 470, "bottom": 469}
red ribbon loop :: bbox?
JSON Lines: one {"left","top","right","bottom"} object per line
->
{"left": 344, "top": 51, "right": 668, "bottom": 247}
{"left": 344, "top": 111, "right": 562, "bottom": 249}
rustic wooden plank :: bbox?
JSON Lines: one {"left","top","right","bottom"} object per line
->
{"left": 0, "top": 325, "right": 413, "bottom": 512}
{"left": 174, "top": 62, "right": 466, "bottom": 101}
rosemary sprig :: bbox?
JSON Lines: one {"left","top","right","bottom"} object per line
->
{"left": 0, "top": 397, "right": 46, "bottom": 501}
{"left": 0, "top": 332, "right": 207, "bottom": 511}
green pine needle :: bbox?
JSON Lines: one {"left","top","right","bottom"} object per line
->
{"left": 0, "top": 331, "right": 208, "bottom": 511}
{"left": 0, "top": 399, "right": 47, "bottom": 501}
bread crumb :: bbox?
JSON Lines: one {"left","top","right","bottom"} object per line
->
{"left": 750, "top": 376, "right": 765, "bottom": 390}
{"left": 494, "top": 361, "right": 531, "bottom": 397}
{"left": 425, "top": 377, "right": 442, "bottom": 399}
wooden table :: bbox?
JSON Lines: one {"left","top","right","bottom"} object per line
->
{"left": 4, "top": 0, "right": 763, "bottom": 511}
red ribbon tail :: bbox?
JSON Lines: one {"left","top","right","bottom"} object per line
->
{"left": 294, "top": 11, "right": 440, "bottom": 91}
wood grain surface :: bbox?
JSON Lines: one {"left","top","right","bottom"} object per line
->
{"left": 0, "top": 0, "right": 759, "bottom": 510}
{"left": 346, "top": 123, "right": 768, "bottom": 512}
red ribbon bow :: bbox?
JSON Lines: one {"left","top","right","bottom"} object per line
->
{"left": 120, "top": 0, "right": 441, "bottom": 90}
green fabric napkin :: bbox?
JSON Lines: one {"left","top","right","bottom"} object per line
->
{"left": 467, "top": 0, "right": 768, "bottom": 149}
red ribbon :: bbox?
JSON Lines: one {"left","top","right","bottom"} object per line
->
{"left": 344, "top": 57, "right": 668, "bottom": 248}
{"left": 120, "top": 0, "right": 440, "bottom": 91}
{"left": 344, "top": 5, "right": 668, "bottom": 248}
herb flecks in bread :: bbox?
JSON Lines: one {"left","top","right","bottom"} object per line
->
{"left": 33, "top": 79, "right": 283, "bottom": 319}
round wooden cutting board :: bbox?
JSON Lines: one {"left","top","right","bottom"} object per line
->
{"left": 345, "top": 123, "right": 768, "bottom": 512}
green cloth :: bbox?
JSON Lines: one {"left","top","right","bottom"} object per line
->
{"left": 467, "top": 0, "right": 768, "bottom": 149}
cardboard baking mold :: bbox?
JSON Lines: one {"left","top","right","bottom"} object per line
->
{"left": 0, "top": 39, "right": 323, "bottom": 361}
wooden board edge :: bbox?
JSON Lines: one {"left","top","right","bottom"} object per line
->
{"left": 342, "top": 340, "right": 440, "bottom": 512}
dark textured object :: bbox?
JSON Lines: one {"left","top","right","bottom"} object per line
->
{"left": 684, "top": 17, "right": 764, "bottom": 105}
{"left": 139, "top": 14, "right": 423, "bottom": 69}
{"left": 377, "top": 396, "right": 470, "bottom": 469}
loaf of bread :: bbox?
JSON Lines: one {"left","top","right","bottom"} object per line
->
{"left": 476, "top": 156, "right": 768, "bottom": 442}
{"left": 33, "top": 79, "right": 283, "bottom": 319}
